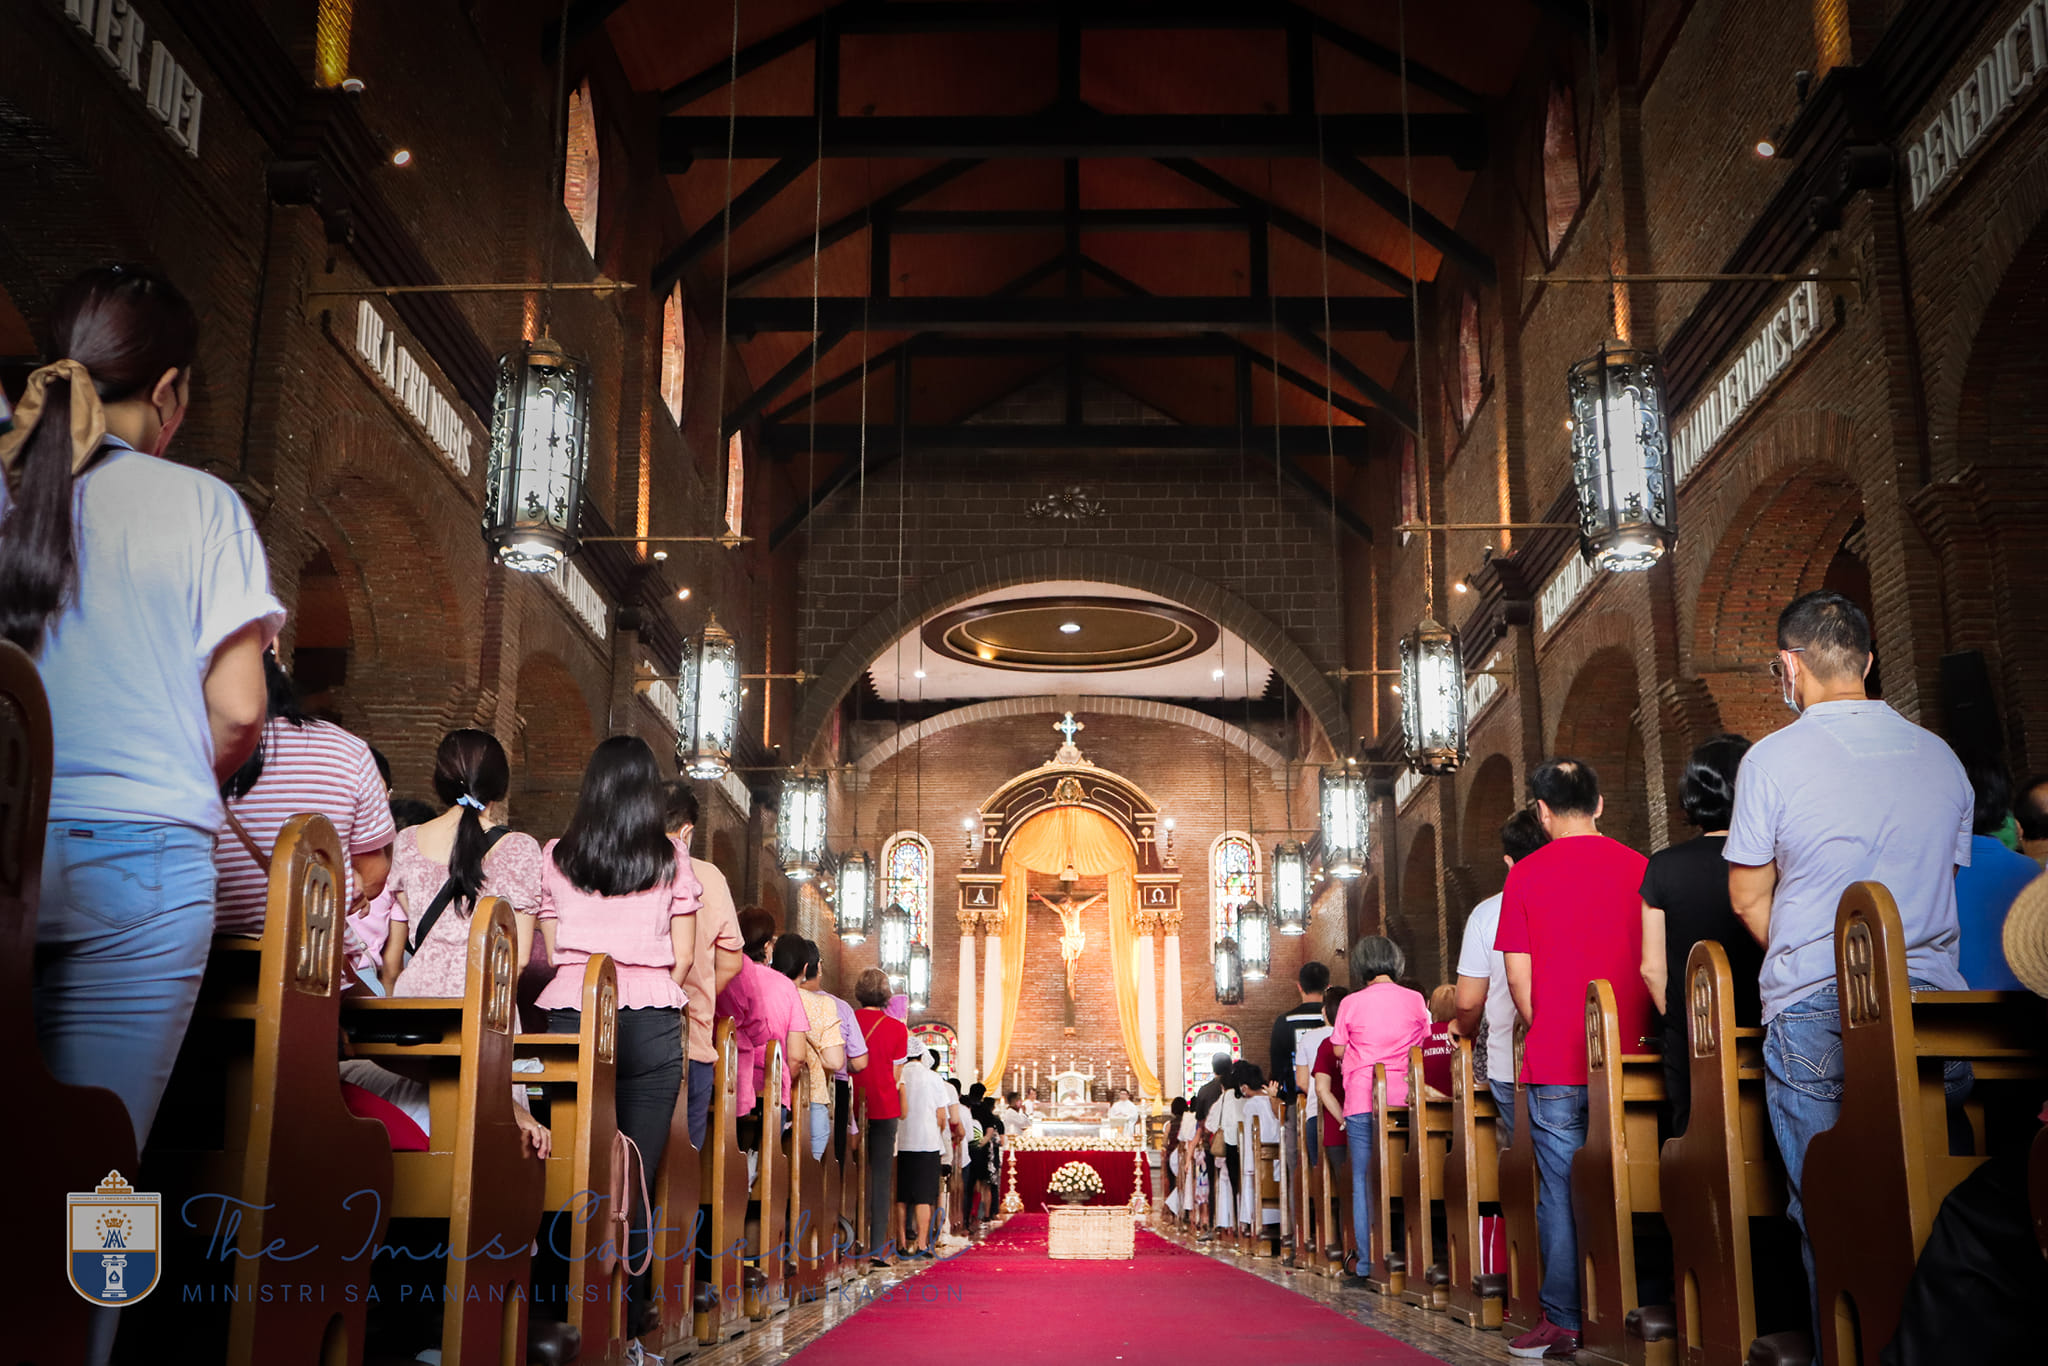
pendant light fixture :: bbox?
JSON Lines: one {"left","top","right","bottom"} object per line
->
{"left": 1238, "top": 899, "right": 1272, "bottom": 981}
{"left": 1213, "top": 936, "right": 1244, "bottom": 1005}
{"left": 1400, "top": 616, "right": 1469, "bottom": 774}
{"left": 1320, "top": 765, "right": 1370, "bottom": 880}
{"left": 907, "top": 941, "right": 932, "bottom": 1012}
{"left": 835, "top": 848, "right": 873, "bottom": 944}
{"left": 676, "top": 614, "right": 741, "bottom": 780}
{"left": 880, "top": 900, "right": 913, "bottom": 988}
{"left": 776, "top": 771, "right": 828, "bottom": 882}
{"left": 1272, "top": 838, "right": 1309, "bottom": 935}
{"left": 1568, "top": 341, "right": 1674, "bottom": 570}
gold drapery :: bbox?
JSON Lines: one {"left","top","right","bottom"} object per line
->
{"left": 980, "top": 805, "right": 1161, "bottom": 1098}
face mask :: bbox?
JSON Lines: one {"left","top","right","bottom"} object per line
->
{"left": 1779, "top": 658, "right": 1802, "bottom": 716}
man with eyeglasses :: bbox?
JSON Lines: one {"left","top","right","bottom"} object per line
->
{"left": 1724, "top": 589, "right": 1972, "bottom": 1341}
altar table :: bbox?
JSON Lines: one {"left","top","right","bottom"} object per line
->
{"left": 1010, "top": 1148, "right": 1140, "bottom": 1212}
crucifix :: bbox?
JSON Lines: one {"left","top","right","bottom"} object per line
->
{"left": 1031, "top": 867, "right": 1104, "bottom": 1030}
{"left": 1054, "top": 712, "right": 1083, "bottom": 745}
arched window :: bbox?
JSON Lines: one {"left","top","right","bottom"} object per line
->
{"left": 911, "top": 1022, "right": 957, "bottom": 1075}
{"left": 1542, "top": 83, "right": 1581, "bottom": 259}
{"left": 1457, "top": 294, "right": 1484, "bottom": 426}
{"left": 564, "top": 81, "right": 600, "bottom": 259}
{"left": 725, "top": 431, "right": 745, "bottom": 538}
{"left": 659, "top": 286, "right": 686, "bottom": 426}
{"left": 883, "top": 831, "right": 934, "bottom": 946}
{"left": 1209, "top": 832, "right": 1260, "bottom": 952}
{"left": 1183, "top": 1022, "right": 1242, "bottom": 1099}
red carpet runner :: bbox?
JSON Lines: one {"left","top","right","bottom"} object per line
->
{"left": 789, "top": 1215, "right": 1444, "bottom": 1365}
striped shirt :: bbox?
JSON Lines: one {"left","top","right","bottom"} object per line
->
{"left": 215, "top": 717, "right": 396, "bottom": 936}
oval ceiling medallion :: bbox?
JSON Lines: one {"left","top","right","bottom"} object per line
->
{"left": 922, "top": 596, "right": 1219, "bottom": 673}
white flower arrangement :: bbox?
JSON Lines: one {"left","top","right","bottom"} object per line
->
{"left": 1047, "top": 1160, "right": 1105, "bottom": 1197}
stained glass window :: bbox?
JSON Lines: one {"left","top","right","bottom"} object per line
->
{"left": 911, "top": 1022, "right": 957, "bottom": 1076}
{"left": 883, "top": 831, "right": 934, "bottom": 946}
{"left": 1209, "top": 832, "right": 1260, "bottom": 953}
{"left": 1183, "top": 1022, "right": 1241, "bottom": 1100}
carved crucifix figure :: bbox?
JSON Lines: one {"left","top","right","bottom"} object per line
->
{"left": 1031, "top": 886, "right": 1105, "bottom": 1021}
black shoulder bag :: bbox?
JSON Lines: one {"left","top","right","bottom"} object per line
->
{"left": 409, "top": 826, "right": 513, "bottom": 954}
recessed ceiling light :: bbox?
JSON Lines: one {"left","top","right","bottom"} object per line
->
{"left": 391, "top": 148, "right": 413, "bottom": 167}
{"left": 1454, "top": 580, "right": 1469, "bottom": 593}
{"left": 676, "top": 587, "right": 691, "bottom": 601}
{"left": 1212, "top": 669, "right": 1226, "bottom": 680}
{"left": 340, "top": 77, "right": 365, "bottom": 93}
{"left": 1059, "top": 622, "right": 1081, "bottom": 634}
{"left": 914, "top": 669, "right": 926, "bottom": 679}
{"left": 977, "top": 648, "right": 995, "bottom": 661}
{"left": 1755, "top": 138, "right": 1777, "bottom": 158}
{"left": 651, "top": 550, "right": 668, "bottom": 562}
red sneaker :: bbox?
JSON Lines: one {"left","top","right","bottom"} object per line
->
{"left": 1506, "top": 1316, "right": 1580, "bottom": 1359}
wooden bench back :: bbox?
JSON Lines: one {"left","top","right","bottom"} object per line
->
{"left": 1289, "top": 1100, "right": 1317, "bottom": 1268}
{"left": 785, "top": 1065, "right": 829, "bottom": 1297}
{"left": 1569, "top": 977, "right": 1668, "bottom": 1366}
{"left": 1400, "top": 1044, "right": 1452, "bottom": 1308}
{"left": 650, "top": 1016, "right": 703, "bottom": 1352}
{"left": 1497, "top": 1075, "right": 1543, "bottom": 1334}
{"left": 1804, "top": 881, "right": 2048, "bottom": 1366}
{"left": 1443, "top": 1037, "right": 1503, "bottom": 1329}
{"left": 695, "top": 1018, "right": 749, "bottom": 1344}
{"left": 746, "top": 1041, "right": 788, "bottom": 1320}
{"left": 1364, "top": 1063, "right": 1409, "bottom": 1295}
{"left": 0, "top": 641, "right": 139, "bottom": 1364}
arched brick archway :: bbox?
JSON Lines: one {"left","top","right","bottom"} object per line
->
{"left": 788, "top": 551, "right": 1348, "bottom": 764}
{"left": 1458, "top": 752, "right": 1518, "bottom": 909}
{"left": 1395, "top": 826, "right": 1442, "bottom": 989}
{"left": 511, "top": 652, "right": 599, "bottom": 842}
{"left": 853, "top": 695, "right": 1289, "bottom": 779}
{"left": 1552, "top": 646, "right": 1651, "bottom": 856}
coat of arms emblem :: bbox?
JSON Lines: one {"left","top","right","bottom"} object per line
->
{"left": 68, "top": 1171, "right": 160, "bottom": 1306}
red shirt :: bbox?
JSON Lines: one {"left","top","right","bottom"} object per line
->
{"left": 1311, "top": 1037, "right": 1345, "bottom": 1147}
{"left": 1422, "top": 1022, "right": 1456, "bottom": 1097}
{"left": 853, "top": 1009, "right": 909, "bottom": 1120}
{"left": 1493, "top": 833, "right": 1653, "bottom": 1086}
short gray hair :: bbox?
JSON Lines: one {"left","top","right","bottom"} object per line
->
{"left": 1349, "top": 934, "right": 1406, "bottom": 985}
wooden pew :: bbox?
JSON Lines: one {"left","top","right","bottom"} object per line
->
{"left": 1660, "top": 939, "right": 1789, "bottom": 1365}
{"left": 1497, "top": 1076, "right": 1544, "bottom": 1336}
{"left": 1318, "top": 1109, "right": 1354, "bottom": 1278}
{"left": 1803, "top": 882, "right": 2048, "bottom": 1366}
{"left": 816, "top": 1078, "right": 844, "bottom": 1286}
{"left": 694, "top": 1018, "right": 749, "bottom": 1344}
{"left": 0, "top": 641, "right": 141, "bottom": 1366}
{"left": 1289, "top": 1101, "right": 1318, "bottom": 1269}
{"left": 842, "top": 1088, "right": 869, "bottom": 1271}
{"left": 1444, "top": 1037, "right": 1505, "bottom": 1330}
{"left": 1571, "top": 979, "right": 1673, "bottom": 1366}
{"left": 785, "top": 1066, "right": 829, "bottom": 1300}
{"left": 649, "top": 1019, "right": 702, "bottom": 1359}
{"left": 744, "top": 1041, "right": 788, "bottom": 1320}
{"left": 1362, "top": 1063, "right": 1410, "bottom": 1295}
{"left": 1247, "top": 1104, "right": 1283, "bottom": 1257}
{"left": 1400, "top": 1046, "right": 1453, "bottom": 1311}
{"left": 338, "top": 898, "right": 547, "bottom": 1366}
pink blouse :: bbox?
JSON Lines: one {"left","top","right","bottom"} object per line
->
{"left": 534, "top": 838, "right": 703, "bottom": 1011}
{"left": 389, "top": 825, "right": 545, "bottom": 999}
{"left": 1331, "top": 980, "right": 1431, "bottom": 1117}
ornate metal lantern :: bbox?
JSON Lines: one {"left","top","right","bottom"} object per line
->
{"left": 1401, "top": 616, "right": 1469, "bottom": 775}
{"left": 1320, "top": 765, "right": 1370, "bottom": 881}
{"left": 1213, "top": 936, "right": 1244, "bottom": 1005}
{"left": 1271, "top": 839, "right": 1310, "bottom": 936}
{"left": 776, "top": 772, "right": 828, "bottom": 882}
{"left": 1568, "top": 341, "right": 1675, "bottom": 572}
{"left": 907, "top": 941, "right": 932, "bottom": 1012}
{"left": 879, "top": 901, "right": 913, "bottom": 987}
{"left": 1238, "top": 899, "right": 1272, "bottom": 981}
{"left": 483, "top": 337, "right": 590, "bottom": 574}
{"left": 834, "top": 849, "right": 873, "bottom": 944}
{"left": 676, "top": 614, "right": 740, "bottom": 780}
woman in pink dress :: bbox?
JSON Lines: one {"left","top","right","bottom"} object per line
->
{"left": 1330, "top": 935, "right": 1430, "bottom": 1273}
{"left": 535, "top": 736, "right": 701, "bottom": 1348}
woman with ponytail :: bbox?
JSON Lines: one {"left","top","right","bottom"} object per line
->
{"left": 1, "top": 266, "right": 281, "bottom": 1157}
{"left": 384, "top": 728, "right": 545, "bottom": 997}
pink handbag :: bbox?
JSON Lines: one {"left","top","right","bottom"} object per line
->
{"left": 605, "top": 1130, "right": 655, "bottom": 1278}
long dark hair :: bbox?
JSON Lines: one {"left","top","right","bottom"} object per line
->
{"left": 0, "top": 266, "right": 198, "bottom": 653}
{"left": 221, "top": 649, "right": 308, "bottom": 799}
{"left": 551, "top": 735, "right": 675, "bottom": 897}
{"left": 433, "top": 728, "right": 512, "bottom": 912}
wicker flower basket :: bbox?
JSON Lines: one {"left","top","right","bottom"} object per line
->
{"left": 1047, "top": 1204, "right": 1136, "bottom": 1259}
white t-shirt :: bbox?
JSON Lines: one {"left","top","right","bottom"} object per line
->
{"left": 898, "top": 1062, "right": 954, "bottom": 1152}
{"left": 15, "top": 442, "right": 285, "bottom": 829}
{"left": 1241, "top": 1094, "right": 1283, "bottom": 1144}
{"left": 1293, "top": 1024, "right": 1333, "bottom": 1117}
{"left": 1725, "top": 700, "right": 1971, "bottom": 1021}
{"left": 1455, "top": 892, "right": 1518, "bottom": 1083}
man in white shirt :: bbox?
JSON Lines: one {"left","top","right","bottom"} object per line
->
{"left": 1451, "top": 808, "right": 1550, "bottom": 1145}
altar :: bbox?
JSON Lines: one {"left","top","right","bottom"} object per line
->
{"left": 1007, "top": 1147, "right": 1142, "bottom": 1213}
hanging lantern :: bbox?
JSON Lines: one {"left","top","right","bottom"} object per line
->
{"left": 835, "top": 849, "right": 874, "bottom": 944}
{"left": 1400, "top": 617, "right": 1469, "bottom": 775}
{"left": 907, "top": 941, "right": 932, "bottom": 1012}
{"left": 1213, "top": 936, "right": 1244, "bottom": 1005}
{"left": 1238, "top": 899, "right": 1272, "bottom": 981}
{"left": 1568, "top": 341, "right": 1675, "bottom": 572}
{"left": 1271, "top": 839, "right": 1310, "bottom": 936}
{"left": 776, "top": 772, "right": 828, "bottom": 882}
{"left": 1320, "top": 766, "right": 1370, "bottom": 880}
{"left": 879, "top": 901, "right": 913, "bottom": 987}
{"left": 483, "top": 337, "right": 590, "bottom": 574}
{"left": 675, "top": 614, "right": 740, "bottom": 780}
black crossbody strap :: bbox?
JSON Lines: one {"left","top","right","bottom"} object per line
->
{"left": 410, "top": 826, "right": 512, "bottom": 954}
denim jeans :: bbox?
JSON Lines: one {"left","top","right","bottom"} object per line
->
{"left": 1487, "top": 1077, "right": 1518, "bottom": 1150}
{"left": 687, "top": 1058, "right": 715, "bottom": 1150}
{"left": 1526, "top": 1084, "right": 1589, "bottom": 1331}
{"left": 1344, "top": 1111, "right": 1378, "bottom": 1266}
{"left": 34, "top": 821, "right": 218, "bottom": 1150}
{"left": 808, "top": 1100, "right": 830, "bottom": 1160}
{"left": 1764, "top": 981, "right": 1972, "bottom": 1339}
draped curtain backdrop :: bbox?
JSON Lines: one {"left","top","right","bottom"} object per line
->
{"left": 981, "top": 805, "right": 1162, "bottom": 1098}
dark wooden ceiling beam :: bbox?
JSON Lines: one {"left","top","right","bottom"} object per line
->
{"left": 1320, "top": 153, "right": 1497, "bottom": 284}
{"left": 659, "top": 113, "right": 1487, "bottom": 165}
{"left": 760, "top": 423, "right": 1367, "bottom": 456}
{"left": 542, "top": 0, "right": 632, "bottom": 62}
{"left": 1156, "top": 158, "right": 1415, "bottom": 295}
{"left": 724, "top": 328, "right": 851, "bottom": 437}
{"left": 889, "top": 208, "right": 1260, "bottom": 233}
{"left": 728, "top": 159, "right": 982, "bottom": 294}
{"left": 652, "top": 154, "right": 816, "bottom": 293}
{"left": 660, "top": 10, "right": 831, "bottom": 114}
{"left": 726, "top": 295, "right": 1414, "bottom": 335}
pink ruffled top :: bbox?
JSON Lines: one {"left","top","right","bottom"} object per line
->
{"left": 535, "top": 837, "right": 703, "bottom": 1012}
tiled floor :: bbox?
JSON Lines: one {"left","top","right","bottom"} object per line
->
{"left": 668, "top": 1222, "right": 1517, "bottom": 1366}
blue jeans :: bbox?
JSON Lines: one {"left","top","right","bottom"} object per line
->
{"left": 687, "top": 1058, "right": 715, "bottom": 1150}
{"left": 34, "top": 821, "right": 217, "bottom": 1150}
{"left": 1526, "top": 1084, "right": 1589, "bottom": 1331}
{"left": 1487, "top": 1077, "right": 1517, "bottom": 1149}
{"left": 1764, "top": 982, "right": 1972, "bottom": 1339}
{"left": 808, "top": 1100, "right": 830, "bottom": 1160}
{"left": 1344, "top": 1111, "right": 1378, "bottom": 1265}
